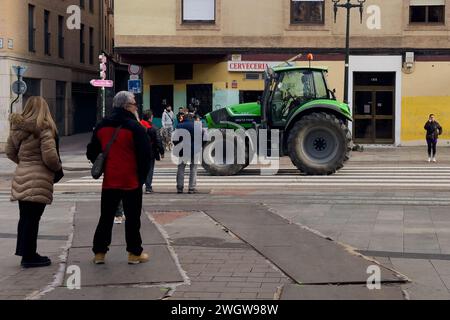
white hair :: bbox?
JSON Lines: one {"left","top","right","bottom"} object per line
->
{"left": 113, "top": 91, "right": 135, "bottom": 109}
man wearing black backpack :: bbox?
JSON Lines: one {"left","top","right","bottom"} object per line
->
{"left": 86, "top": 91, "right": 152, "bottom": 265}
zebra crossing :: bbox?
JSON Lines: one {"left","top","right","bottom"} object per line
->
{"left": 54, "top": 166, "right": 450, "bottom": 189}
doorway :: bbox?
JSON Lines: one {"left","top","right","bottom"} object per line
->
{"left": 187, "top": 84, "right": 213, "bottom": 117}
{"left": 353, "top": 72, "right": 395, "bottom": 144}
{"left": 150, "top": 85, "right": 174, "bottom": 118}
{"left": 72, "top": 82, "right": 97, "bottom": 134}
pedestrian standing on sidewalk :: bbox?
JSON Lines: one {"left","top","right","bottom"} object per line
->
{"left": 6, "top": 97, "right": 62, "bottom": 268}
{"left": 173, "top": 113, "right": 204, "bottom": 194}
{"left": 424, "top": 114, "right": 443, "bottom": 163}
{"left": 161, "top": 105, "right": 175, "bottom": 151}
{"left": 140, "top": 111, "right": 165, "bottom": 194}
{"left": 86, "top": 91, "right": 152, "bottom": 265}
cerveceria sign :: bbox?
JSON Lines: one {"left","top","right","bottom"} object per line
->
{"left": 228, "top": 61, "right": 282, "bottom": 72}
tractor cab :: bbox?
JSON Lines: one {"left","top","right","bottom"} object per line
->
{"left": 261, "top": 66, "right": 336, "bottom": 129}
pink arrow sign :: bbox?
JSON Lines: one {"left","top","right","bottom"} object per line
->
{"left": 90, "top": 79, "right": 114, "bottom": 87}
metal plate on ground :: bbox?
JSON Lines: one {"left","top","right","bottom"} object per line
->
{"left": 280, "top": 284, "right": 405, "bottom": 300}
{"left": 203, "top": 204, "right": 406, "bottom": 285}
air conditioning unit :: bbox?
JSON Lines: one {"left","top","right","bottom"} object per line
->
{"left": 403, "top": 52, "right": 415, "bottom": 74}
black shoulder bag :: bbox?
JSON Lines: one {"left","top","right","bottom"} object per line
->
{"left": 91, "top": 126, "right": 122, "bottom": 179}
{"left": 54, "top": 135, "right": 64, "bottom": 183}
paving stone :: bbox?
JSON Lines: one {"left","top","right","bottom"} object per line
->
{"left": 220, "top": 292, "right": 257, "bottom": 299}
{"left": 227, "top": 282, "right": 261, "bottom": 288}
{"left": 430, "top": 260, "right": 450, "bottom": 276}
{"left": 390, "top": 258, "right": 450, "bottom": 300}
{"left": 41, "top": 286, "right": 169, "bottom": 300}
{"left": 183, "top": 292, "right": 220, "bottom": 298}
{"left": 440, "top": 276, "right": 450, "bottom": 291}
{"left": 257, "top": 293, "right": 276, "bottom": 299}
{"left": 280, "top": 284, "right": 404, "bottom": 300}
{"left": 377, "top": 210, "right": 404, "bottom": 221}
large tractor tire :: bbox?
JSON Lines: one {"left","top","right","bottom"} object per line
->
{"left": 202, "top": 131, "right": 249, "bottom": 176}
{"left": 287, "top": 112, "right": 351, "bottom": 175}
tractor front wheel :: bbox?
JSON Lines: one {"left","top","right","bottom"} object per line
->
{"left": 287, "top": 112, "right": 351, "bottom": 175}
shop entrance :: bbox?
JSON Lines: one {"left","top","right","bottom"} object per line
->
{"left": 150, "top": 85, "right": 174, "bottom": 118}
{"left": 353, "top": 72, "right": 395, "bottom": 144}
{"left": 239, "top": 90, "right": 263, "bottom": 104}
{"left": 187, "top": 84, "right": 212, "bottom": 117}
{"left": 72, "top": 82, "right": 97, "bottom": 134}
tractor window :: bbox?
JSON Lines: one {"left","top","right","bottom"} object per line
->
{"left": 313, "top": 71, "right": 328, "bottom": 99}
{"left": 270, "top": 70, "right": 316, "bottom": 126}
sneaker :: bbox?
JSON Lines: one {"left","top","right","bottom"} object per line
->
{"left": 188, "top": 188, "right": 198, "bottom": 194}
{"left": 128, "top": 252, "right": 150, "bottom": 265}
{"left": 145, "top": 188, "right": 153, "bottom": 194}
{"left": 177, "top": 188, "right": 183, "bottom": 194}
{"left": 114, "top": 216, "right": 123, "bottom": 224}
{"left": 21, "top": 254, "right": 51, "bottom": 268}
{"left": 432, "top": 157, "right": 437, "bottom": 163}
{"left": 93, "top": 253, "right": 106, "bottom": 265}
{"left": 428, "top": 157, "right": 431, "bottom": 162}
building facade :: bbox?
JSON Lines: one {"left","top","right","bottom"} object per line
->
{"left": 114, "top": 0, "right": 450, "bottom": 146}
{"left": 0, "top": 0, "right": 115, "bottom": 151}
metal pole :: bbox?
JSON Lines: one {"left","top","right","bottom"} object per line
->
{"left": 343, "top": 0, "right": 351, "bottom": 104}
{"left": 102, "top": 86, "right": 106, "bottom": 118}
{"left": 10, "top": 71, "right": 21, "bottom": 115}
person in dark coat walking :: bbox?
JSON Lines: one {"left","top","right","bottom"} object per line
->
{"left": 173, "top": 113, "right": 204, "bottom": 194}
{"left": 140, "top": 111, "right": 165, "bottom": 194}
{"left": 86, "top": 91, "right": 152, "bottom": 265}
{"left": 424, "top": 114, "right": 443, "bottom": 163}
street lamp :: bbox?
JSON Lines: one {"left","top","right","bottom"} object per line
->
{"left": 333, "top": 0, "right": 366, "bottom": 104}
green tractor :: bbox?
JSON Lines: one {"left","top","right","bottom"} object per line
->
{"left": 202, "top": 64, "right": 353, "bottom": 176}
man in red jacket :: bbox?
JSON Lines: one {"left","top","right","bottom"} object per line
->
{"left": 86, "top": 91, "right": 152, "bottom": 265}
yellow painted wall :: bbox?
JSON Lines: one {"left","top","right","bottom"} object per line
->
{"left": 144, "top": 61, "right": 344, "bottom": 92}
{"left": 402, "top": 62, "right": 450, "bottom": 142}
{"left": 402, "top": 97, "right": 450, "bottom": 143}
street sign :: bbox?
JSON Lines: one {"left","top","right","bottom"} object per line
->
{"left": 129, "top": 75, "right": 139, "bottom": 80}
{"left": 90, "top": 79, "right": 114, "bottom": 87}
{"left": 12, "top": 66, "right": 27, "bottom": 77}
{"left": 128, "top": 79, "right": 142, "bottom": 94}
{"left": 12, "top": 80, "right": 27, "bottom": 95}
{"left": 128, "top": 65, "right": 142, "bottom": 75}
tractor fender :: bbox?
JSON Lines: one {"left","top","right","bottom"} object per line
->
{"left": 285, "top": 103, "right": 352, "bottom": 133}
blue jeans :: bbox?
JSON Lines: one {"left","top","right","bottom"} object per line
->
{"left": 177, "top": 162, "right": 198, "bottom": 190}
{"left": 145, "top": 159, "right": 156, "bottom": 191}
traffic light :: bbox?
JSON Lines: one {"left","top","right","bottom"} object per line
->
{"left": 99, "top": 54, "right": 107, "bottom": 80}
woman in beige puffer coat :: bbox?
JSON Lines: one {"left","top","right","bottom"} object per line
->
{"left": 6, "top": 96, "right": 61, "bottom": 268}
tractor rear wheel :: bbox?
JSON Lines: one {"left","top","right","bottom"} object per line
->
{"left": 287, "top": 112, "right": 351, "bottom": 175}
